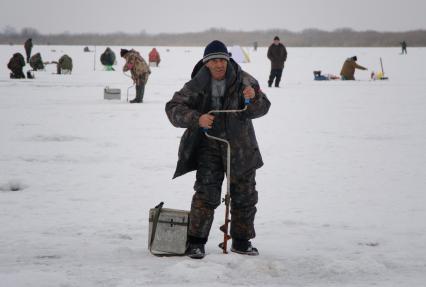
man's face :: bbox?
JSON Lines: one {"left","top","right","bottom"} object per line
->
{"left": 274, "top": 39, "right": 280, "bottom": 45}
{"left": 206, "top": 58, "right": 228, "bottom": 80}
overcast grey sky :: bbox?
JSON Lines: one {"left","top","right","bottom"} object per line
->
{"left": 1, "top": 0, "right": 426, "bottom": 34}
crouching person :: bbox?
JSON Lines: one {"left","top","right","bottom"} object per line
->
{"left": 8, "top": 53, "right": 26, "bottom": 79}
{"left": 56, "top": 54, "right": 73, "bottom": 74}
{"left": 29, "top": 53, "right": 44, "bottom": 71}
{"left": 340, "top": 56, "right": 367, "bottom": 80}
{"left": 165, "top": 40, "right": 271, "bottom": 259}
{"left": 100, "top": 47, "right": 116, "bottom": 71}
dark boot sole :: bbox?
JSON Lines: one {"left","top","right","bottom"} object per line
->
{"left": 230, "top": 247, "right": 259, "bottom": 256}
{"left": 187, "top": 254, "right": 205, "bottom": 259}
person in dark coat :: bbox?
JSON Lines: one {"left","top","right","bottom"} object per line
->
{"left": 165, "top": 40, "right": 271, "bottom": 259}
{"left": 100, "top": 47, "right": 116, "bottom": 70}
{"left": 53, "top": 54, "right": 73, "bottom": 74}
{"left": 267, "top": 36, "right": 287, "bottom": 87}
{"left": 253, "top": 41, "right": 258, "bottom": 51}
{"left": 24, "top": 38, "right": 33, "bottom": 63}
{"left": 7, "top": 53, "right": 26, "bottom": 79}
{"left": 29, "top": 53, "right": 44, "bottom": 70}
{"left": 400, "top": 41, "right": 407, "bottom": 55}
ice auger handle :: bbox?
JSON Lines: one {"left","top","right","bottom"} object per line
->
{"left": 201, "top": 99, "right": 251, "bottom": 254}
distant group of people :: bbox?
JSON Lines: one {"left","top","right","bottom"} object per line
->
{"left": 265, "top": 36, "right": 371, "bottom": 83}
{"left": 315, "top": 40, "right": 408, "bottom": 81}
{"left": 7, "top": 37, "right": 409, "bottom": 101}
{"left": 7, "top": 38, "right": 73, "bottom": 79}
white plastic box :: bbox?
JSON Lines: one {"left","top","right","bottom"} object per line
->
{"left": 104, "top": 87, "right": 121, "bottom": 100}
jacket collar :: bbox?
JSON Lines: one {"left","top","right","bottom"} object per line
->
{"left": 188, "top": 58, "right": 240, "bottom": 92}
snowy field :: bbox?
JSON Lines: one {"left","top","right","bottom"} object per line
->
{"left": 1, "top": 44, "right": 426, "bottom": 287}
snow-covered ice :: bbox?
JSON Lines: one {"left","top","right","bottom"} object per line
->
{"left": 1, "top": 44, "right": 426, "bottom": 286}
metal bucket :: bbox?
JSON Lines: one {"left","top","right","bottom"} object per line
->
{"left": 148, "top": 204, "right": 189, "bottom": 256}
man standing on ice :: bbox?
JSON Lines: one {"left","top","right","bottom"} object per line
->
{"left": 165, "top": 40, "right": 271, "bottom": 259}
{"left": 121, "top": 49, "right": 151, "bottom": 103}
{"left": 400, "top": 41, "right": 408, "bottom": 55}
{"left": 24, "top": 38, "right": 33, "bottom": 63}
{"left": 267, "top": 36, "right": 287, "bottom": 87}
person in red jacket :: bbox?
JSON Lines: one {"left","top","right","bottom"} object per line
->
{"left": 148, "top": 48, "right": 161, "bottom": 67}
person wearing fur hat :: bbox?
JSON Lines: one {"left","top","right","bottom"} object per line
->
{"left": 340, "top": 56, "right": 367, "bottom": 80}
{"left": 121, "top": 48, "right": 151, "bottom": 103}
{"left": 267, "top": 36, "right": 287, "bottom": 87}
{"left": 165, "top": 40, "right": 271, "bottom": 259}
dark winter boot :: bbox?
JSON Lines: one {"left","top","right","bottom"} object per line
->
{"left": 130, "top": 86, "right": 142, "bottom": 103}
{"left": 268, "top": 73, "right": 275, "bottom": 87}
{"left": 231, "top": 239, "right": 259, "bottom": 256}
{"left": 137, "top": 84, "right": 145, "bottom": 103}
{"left": 186, "top": 243, "right": 205, "bottom": 259}
{"left": 275, "top": 79, "right": 280, "bottom": 88}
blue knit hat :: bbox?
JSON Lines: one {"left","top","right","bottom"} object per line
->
{"left": 203, "top": 40, "right": 229, "bottom": 63}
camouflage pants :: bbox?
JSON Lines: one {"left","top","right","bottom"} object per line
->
{"left": 135, "top": 83, "right": 145, "bottom": 101}
{"left": 135, "top": 75, "right": 146, "bottom": 101}
{"left": 188, "top": 138, "right": 258, "bottom": 242}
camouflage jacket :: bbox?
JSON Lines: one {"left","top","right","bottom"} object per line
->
{"left": 165, "top": 59, "right": 271, "bottom": 178}
{"left": 58, "top": 54, "right": 73, "bottom": 70}
{"left": 122, "top": 50, "right": 151, "bottom": 85}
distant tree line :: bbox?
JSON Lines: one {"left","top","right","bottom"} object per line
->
{"left": 1, "top": 26, "right": 426, "bottom": 47}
